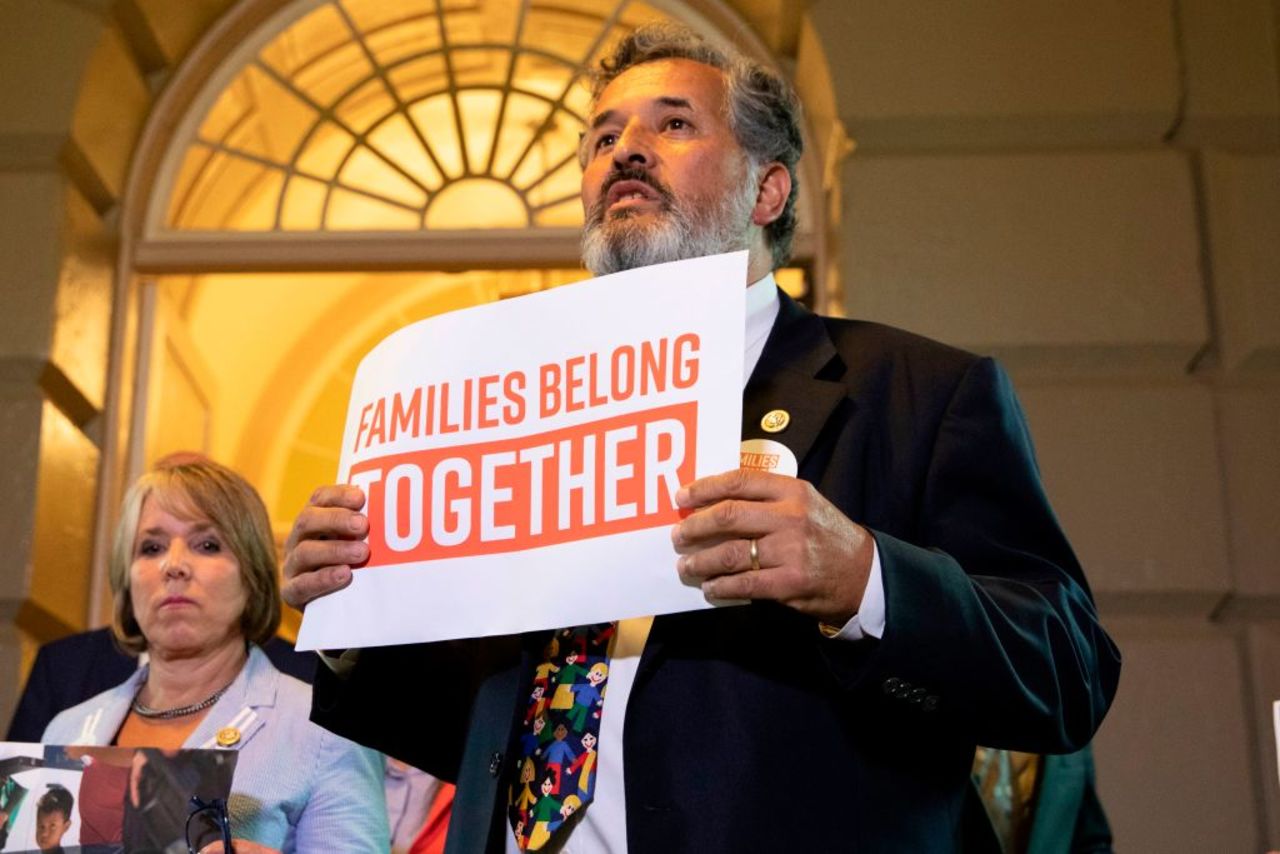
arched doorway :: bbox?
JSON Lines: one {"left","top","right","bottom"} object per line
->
{"left": 101, "top": 0, "right": 830, "bottom": 632}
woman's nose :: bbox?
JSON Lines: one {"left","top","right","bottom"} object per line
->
{"left": 161, "top": 543, "right": 192, "bottom": 578}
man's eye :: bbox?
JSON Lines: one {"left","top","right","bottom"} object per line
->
{"left": 594, "top": 133, "right": 617, "bottom": 151}
{"left": 665, "top": 117, "right": 689, "bottom": 131}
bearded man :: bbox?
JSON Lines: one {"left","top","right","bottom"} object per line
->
{"left": 287, "top": 24, "right": 1120, "bottom": 853}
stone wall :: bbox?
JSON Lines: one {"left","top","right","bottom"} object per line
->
{"left": 0, "top": 0, "right": 238, "bottom": 726}
{"left": 804, "top": 0, "right": 1280, "bottom": 848}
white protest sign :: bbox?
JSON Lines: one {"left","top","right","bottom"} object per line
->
{"left": 296, "top": 252, "right": 747, "bottom": 650}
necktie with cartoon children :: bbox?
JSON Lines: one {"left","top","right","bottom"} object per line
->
{"left": 509, "top": 622, "right": 614, "bottom": 851}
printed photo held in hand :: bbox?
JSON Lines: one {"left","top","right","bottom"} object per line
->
{"left": 295, "top": 252, "right": 746, "bottom": 650}
{"left": 0, "top": 743, "right": 236, "bottom": 853}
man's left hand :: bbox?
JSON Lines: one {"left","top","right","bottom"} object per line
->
{"left": 672, "top": 469, "right": 875, "bottom": 625}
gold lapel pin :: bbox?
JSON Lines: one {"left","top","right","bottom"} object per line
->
{"left": 760, "top": 409, "right": 790, "bottom": 433}
{"left": 216, "top": 726, "right": 242, "bottom": 747}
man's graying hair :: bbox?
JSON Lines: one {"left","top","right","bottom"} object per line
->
{"left": 587, "top": 24, "right": 804, "bottom": 270}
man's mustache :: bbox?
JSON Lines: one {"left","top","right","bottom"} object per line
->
{"left": 587, "top": 166, "right": 675, "bottom": 224}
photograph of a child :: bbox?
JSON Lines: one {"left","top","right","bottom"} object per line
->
{"left": 32, "top": 785, "right": 73, "bottom": 853}
{"left": 0, "top": 743, "right": 236, "bottom": 854}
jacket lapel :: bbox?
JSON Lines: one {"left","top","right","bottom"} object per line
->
{"left": 638, "top": 290, "right": 852, "bottom": 683}
{"left": 60, "top": 647, "right": 275, "bottom": 750}
{"left": 741, "top": 291, "right": 850, "bottom": 468}
{"left": 71, "top": 669, "right": 145, "bottom": 745}
{"left": 188, "top": 646, "right": 275, "bottom": 751}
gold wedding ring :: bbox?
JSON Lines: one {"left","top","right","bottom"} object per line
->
{"left": 748, "top": 538, "right": 760, "bottom": 572}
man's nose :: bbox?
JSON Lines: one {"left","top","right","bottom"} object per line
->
{"left": 612, "top": 123, "right": 653, "bottom": 168}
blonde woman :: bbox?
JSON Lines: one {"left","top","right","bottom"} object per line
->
{"left": 44, "top": 455, "right": 388, "bottom": 853}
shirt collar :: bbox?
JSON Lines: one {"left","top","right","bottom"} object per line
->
{"left": 744, "top": 272, "right": 780, "bottom": 385}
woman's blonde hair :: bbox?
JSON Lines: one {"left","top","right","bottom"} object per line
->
{"left": 110, "top": 454, "right": 281, "bottom": 654}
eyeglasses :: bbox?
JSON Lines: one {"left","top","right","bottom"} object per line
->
{"left": 185, "top": 796, "right": 233, "bottom": 854}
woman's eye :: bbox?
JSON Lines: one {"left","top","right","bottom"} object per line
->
{"left": 137, "top": 541, "right": 162, "bottom": 557}
{"left": 197, "top": 538, "right": 223, "bottom": 554}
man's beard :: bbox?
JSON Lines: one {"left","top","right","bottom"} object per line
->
{"left": 580, "top": 165, "right": 758, "bottom": 276}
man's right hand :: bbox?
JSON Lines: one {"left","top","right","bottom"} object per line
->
{"left": 281, "top": 485, "right": 370, "bottom": 610}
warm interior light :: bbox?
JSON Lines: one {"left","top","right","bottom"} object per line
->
{"left": 426, "top": 178, "right": 528, "bottom": 229}
{"left": 138, "top": 0, "right": 817, "bottom": 643}
{"left": 161, "top": 0, "right": 669, "bottom": 234}
{"left": 775, "top": 267, "right": 808, "bottom": 299}
{"left": 144, "top": 267, "right": 587, "bottom": 644}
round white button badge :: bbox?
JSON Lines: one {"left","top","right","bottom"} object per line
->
{"left": 739, "top": 438, "right": 798, "bottom": 477}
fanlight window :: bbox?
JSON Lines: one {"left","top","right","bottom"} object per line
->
{"left": 162, "top": 0, "right": 682, "bottom": 233}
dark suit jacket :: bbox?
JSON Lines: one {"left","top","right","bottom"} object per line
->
{"left": 312, "top": 292, "right": 1121, "bottom": 852}
{"left": 6, "top": 627, "right": 316, "bottom": 742}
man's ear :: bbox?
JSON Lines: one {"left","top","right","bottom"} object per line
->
{"left": 752, "top": 162, "right": 791, "bottom": 227}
